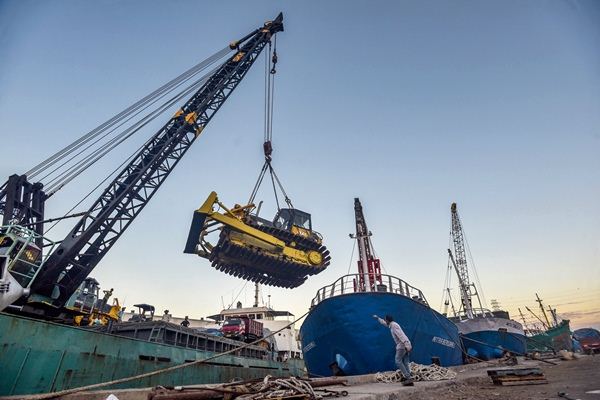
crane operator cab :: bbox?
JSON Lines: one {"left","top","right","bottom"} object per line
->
{"left": 0, "top": 225, "right": 48, "bottom": 311}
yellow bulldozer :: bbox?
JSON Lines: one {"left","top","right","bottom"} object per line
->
{"left": 184, "top": 192, "right": 330, "bottom": 288}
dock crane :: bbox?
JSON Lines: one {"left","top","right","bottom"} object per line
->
{"left": 0, "top": 14, "right": 300, "bottom": 318}
{"left": 446, "top": 203, "right": 484, "bottom": 318}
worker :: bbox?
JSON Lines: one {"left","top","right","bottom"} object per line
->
{"left": 181, "top": 316, "right": 190, "bottom": 327}
{"left": 373, "top": 314, "right": 414, "bottom": 386}
{"left": 161, "top": 309, "right": 171, "bottom": 322}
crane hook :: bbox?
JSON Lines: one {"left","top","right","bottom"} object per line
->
{"left": 263, "top": 140, "right": 273, "bottom": 161}
{"left": 270, "top": 50, "right": 278, "bottom": 74}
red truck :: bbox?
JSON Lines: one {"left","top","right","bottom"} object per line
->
{"left": 220, "top": 317, "right": 263, "bottom": 342}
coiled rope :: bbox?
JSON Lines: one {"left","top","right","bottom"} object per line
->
{"left": 375, "top": 362, "right": 457, "bottom": 383}
{"left": 236, "top": 376, "right": 321, "bottom": 400}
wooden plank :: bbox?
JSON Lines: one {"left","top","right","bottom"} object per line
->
{"left": 493, "top": 376, "right": 546, "bottom": 382}
{"left": 499, "top": 380, "right": 548, "bottom": 386}
{"left": 487, "top": 368, "right": 542, "bottom": 377}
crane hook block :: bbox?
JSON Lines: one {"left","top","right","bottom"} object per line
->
{"left": 183, "top": 192, "right": 331, "bottom": 288}
{"left": 270, "top": 51, "right": 278, "bottom": 74}
{"left": 263, "top": 141, "right": 273, "bottom": 159}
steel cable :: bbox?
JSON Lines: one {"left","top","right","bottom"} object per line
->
{"left": 37, "top": 57, "right": 222, "bottom": 186}
{"left": 45, "top": 65, "right": 221, "bottom": 194}
{"left": 27, "top": 46, "right": 231, "bottom": 181}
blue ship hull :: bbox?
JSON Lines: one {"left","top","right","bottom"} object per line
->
{"left": 462, "top": 330, "right": 527, "bottom": 360}
{"left": 454, "top": 317, "right": 527, "bottom": 361}
{"left": 300, "top": 292, "right": 463, "bottom": 377}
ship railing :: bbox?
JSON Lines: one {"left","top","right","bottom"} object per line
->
{"left": 453, "top": 308, "right": 496, "bottom": 321}
{"left": 310, "top": 274, "right": 429, "bottom": 308}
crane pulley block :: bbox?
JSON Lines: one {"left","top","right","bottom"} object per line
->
{"left": 184, "top": 192, "right": 330, "bottom": 288}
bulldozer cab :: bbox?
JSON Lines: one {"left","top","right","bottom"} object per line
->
{"left": 273, "top": 208, "right": 312, "bottom": 238}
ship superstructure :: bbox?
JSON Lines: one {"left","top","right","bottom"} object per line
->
{"left": 208, "top": 285, "right": 303, "bottom": 361}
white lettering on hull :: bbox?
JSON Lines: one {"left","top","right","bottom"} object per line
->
{"left": 303, "top": 341, "right": 316, "bottom": 353}
{"left": 432, "top": 336, "right": 456, "bottom": 348}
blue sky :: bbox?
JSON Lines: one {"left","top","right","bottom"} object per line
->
{"left": 1, "top": 0, "right": 599, "bottom": 329}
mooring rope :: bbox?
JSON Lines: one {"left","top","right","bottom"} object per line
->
{"left": 235, "top": 376, "right": 321, "bottom": 400}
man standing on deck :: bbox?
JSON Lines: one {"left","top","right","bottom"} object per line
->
{"left": 373, "top": 314, "right": 414, "bottom": 386}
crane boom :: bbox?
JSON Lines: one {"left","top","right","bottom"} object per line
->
{"left": 447, "top": 248, "right": 473, "bottom": 318}
{"left": 28, "top": 14, "right": 284, "bottom": 306}
{"left": 450, "top": 203, "right": 470, "bottom": 291}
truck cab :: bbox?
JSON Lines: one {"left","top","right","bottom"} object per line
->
{"left": 221, "top": 318, "right": 245, "bottom": 339}
{"left": 220, "top": 316, "right": 264, "bottom": 342}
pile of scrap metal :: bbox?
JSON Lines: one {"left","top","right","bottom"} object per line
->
{"left": 184, "top": 192, "right": 330, "bottom": 288}
{"left": 148, "top": 376, "right": 348, "bottom": 400}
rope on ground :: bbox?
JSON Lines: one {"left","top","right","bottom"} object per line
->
{"left": 375, "top": 362, "right": 457, "bottom": 383}
{"left": 236, "top": 376, "right": 322, "bottom": 400}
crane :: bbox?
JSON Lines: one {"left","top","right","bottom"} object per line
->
{"left": 0, "top": 13, "right": 284, "bottom": 317}
{"left": 447, "top": 202, "right": 483, "bottom": 318}
{"left": 350, "top": 198, "right": 382, "bottom": 292}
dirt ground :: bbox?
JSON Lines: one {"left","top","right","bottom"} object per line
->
{"left": 410, "top": 355, "right": 600, "bottom": 400}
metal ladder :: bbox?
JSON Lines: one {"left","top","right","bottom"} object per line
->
{"left": 148, "top": 327, "right": 163, "bottom": 342}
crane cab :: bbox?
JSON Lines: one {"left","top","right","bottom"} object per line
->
{"left": 0, "top": 226, "right": 48, "bottom": 311}
{"left": 0, "top": 228, "right": 43, "bottom": 289}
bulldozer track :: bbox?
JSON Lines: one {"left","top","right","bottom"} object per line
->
{"left": 204, "top": 228, "right": 332, "bottom": 288}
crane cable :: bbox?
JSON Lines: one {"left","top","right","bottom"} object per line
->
{"left": 43, "top": 60, "right": 225, "bottom": 195}
{"left": 248, "top": 36, "right": 293, "bottom": 211}
{"left": 44, "top": 65, "right": 221, "bottom": 195}
{"left": 26, "top": 46, "right": 233, "bottom": 194}
{"left": 27, "top": 46, "right": 230, "bottom": 179}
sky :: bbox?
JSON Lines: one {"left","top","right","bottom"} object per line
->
{"left": 1, "top": 0, "right": 599, "bottom": 331}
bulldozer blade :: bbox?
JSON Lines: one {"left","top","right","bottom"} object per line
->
{"left": 183, "top": 211, "right": 208, "bottom": 254}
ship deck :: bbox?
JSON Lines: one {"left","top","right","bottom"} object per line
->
{"left": 87, "top": 320, "right": 267, "bottom": 359}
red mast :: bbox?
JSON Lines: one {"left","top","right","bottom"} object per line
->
{"left": 351, "top": 198, "right": 382, "bottom": 292}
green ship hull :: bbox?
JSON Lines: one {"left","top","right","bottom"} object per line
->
{"left": 526, "top": 320, "right": 572, "bottom": 352}
{"left": 0, "top": 313, "right": 304, "bottom": 396}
